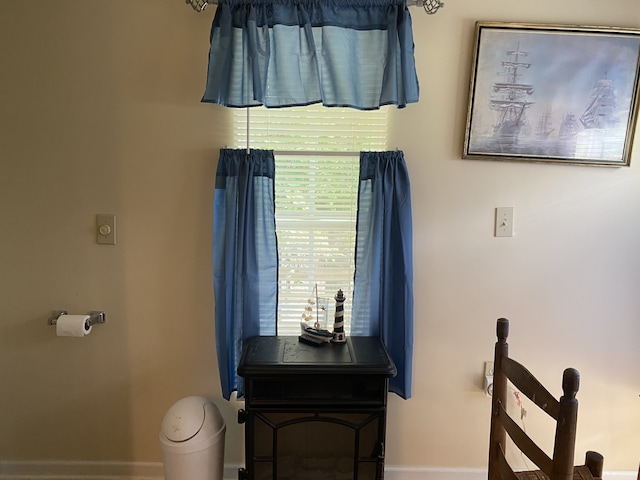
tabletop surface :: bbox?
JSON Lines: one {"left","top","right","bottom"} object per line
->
{"left": 237, "top": 336, "right": 397, "bottom": 377}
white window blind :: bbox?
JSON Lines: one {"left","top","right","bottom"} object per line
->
{"left": 232, "top": 105, "right": 388, "bottom": 335}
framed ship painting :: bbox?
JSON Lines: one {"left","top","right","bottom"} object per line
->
{"left": 463, "top": 22, "right": 640, "bottom": 166}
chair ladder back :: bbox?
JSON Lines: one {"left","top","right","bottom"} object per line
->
{"left": 489, "top": 319, "right": 589, "bottom": 480}
{"left": 501, "top": 356, "right": 560, "bottom": 420}
{"left": 497, "top": 399, "right": 553, "bottom": 475}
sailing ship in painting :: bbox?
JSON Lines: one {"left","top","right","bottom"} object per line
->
{"left": 558, "top": 75, "right": 617, "bottom": 139}
{"left": 488, "top": 43, "right": 535, "bottom": 145}
{"left": 580, "top": 77, "right": 617, "bottom": 129}
{"left": 573, "top": 74, "right": 625, "bottom": 160}
{"left": 559, "top": 112, "right": 581, "bottom": 138}
{"left": 535, "top": 110, "right": 554, "bottom": 139}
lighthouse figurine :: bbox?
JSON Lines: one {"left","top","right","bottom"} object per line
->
{"left": 332, "top": 289, "right": 346, "bottom": 343}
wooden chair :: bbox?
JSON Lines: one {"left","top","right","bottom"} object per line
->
{"left": 489, "top": 318, "right": 604, "bottom": 480}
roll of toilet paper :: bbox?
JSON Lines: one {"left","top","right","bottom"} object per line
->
{"left": 56, "top": 315, "right": 92, "bottom": 337}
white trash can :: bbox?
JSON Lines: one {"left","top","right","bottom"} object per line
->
{"left": 160, "top": 396, "right": 226, "bottom": 480}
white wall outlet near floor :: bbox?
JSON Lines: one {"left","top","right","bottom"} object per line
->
{"left": 484, "top": 361, "right": 494, "bottom": 397}
{"left": 495, "top": 207, "right": 514, "bottom": 237}
{"left": 96, "top": 214, "right": 116, "bottom": 245}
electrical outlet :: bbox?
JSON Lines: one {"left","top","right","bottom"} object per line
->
{"left": 484, "top": 361, "right": 494, "bottom": 397}
{"left": 97, "top": 214, "right": 116, "bottom": 245}
{"left": 484, "top": 361, "right": 494, "bottom": 376}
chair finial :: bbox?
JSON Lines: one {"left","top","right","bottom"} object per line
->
{"left": 562, "top": 367, "right": 580, "bottom": 398}
{"left": 496, "top": 318, "right": 509, "bottom": 342}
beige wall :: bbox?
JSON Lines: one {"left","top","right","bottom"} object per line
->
{"left": 1, "top": 0, "right": 638, "bottom": 471}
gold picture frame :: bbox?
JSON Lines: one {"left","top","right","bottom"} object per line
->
{"left": 463, "top": 22, "right": 640, "bottom": 166}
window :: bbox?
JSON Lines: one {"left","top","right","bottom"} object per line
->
{"left": 233, "top": 105, "right": 388, "bottom": 335}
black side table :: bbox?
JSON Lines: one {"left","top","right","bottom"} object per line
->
{"left": 237, "top": 336, "right": 396, "bottom": 480}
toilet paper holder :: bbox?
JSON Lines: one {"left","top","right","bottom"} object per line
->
{"left": 48, "top": 310, "right": 107, "bottom": 326}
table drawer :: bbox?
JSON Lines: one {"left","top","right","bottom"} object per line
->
{"left": 246, "top": 375, "right": 387, "bottom": 406}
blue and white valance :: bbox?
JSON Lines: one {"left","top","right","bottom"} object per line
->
{"left": 202, "top": 0, "right": 420, "bottom": 109}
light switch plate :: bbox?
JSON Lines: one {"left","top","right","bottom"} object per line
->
{"left": 96, "top": 214, "right": 116, "bottom": 245}
{"left": 495, "top": 207, "right": 514, "bottom": 237}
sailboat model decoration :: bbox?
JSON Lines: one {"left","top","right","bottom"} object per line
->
{"left": 299, "top": 285, "right": 348, "bottom": 346}
{"left": 299, "top": 284, "right": 334, "bottom": 346}
{"left": 463, "top": 22, "right": 640, "bottom": 166}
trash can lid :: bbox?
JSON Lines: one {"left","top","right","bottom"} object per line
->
{"left": 161, "top": 396, "right": 211, "bottom": 442}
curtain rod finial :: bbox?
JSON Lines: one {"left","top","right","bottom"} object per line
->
{"left": 421, "top": 0, "right": 444, "bottom": 15}
{"left": 186, "top": 0, "right": 208, "bottom": 12}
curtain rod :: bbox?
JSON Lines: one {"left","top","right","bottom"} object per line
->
{"left": 185, "top": 0, "right": 443, "bottom": 14}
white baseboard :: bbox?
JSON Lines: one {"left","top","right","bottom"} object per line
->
{"left": 0, "top": 460, "right": 166, "bottom": 480}
{"left": 382, "top": 467, "right": 638, "bottom": 480}
{"left": 385, "top": 465, "right": 486, "bottom": 480}
{"left": 0, "top": 461, "right": 635, "bottom": 480}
